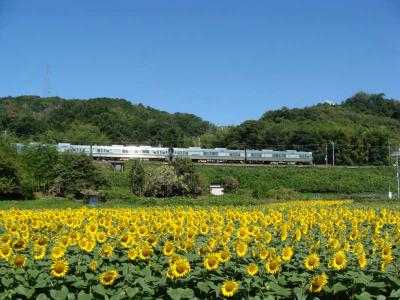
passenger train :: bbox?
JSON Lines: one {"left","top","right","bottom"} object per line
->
{"left": 55, "top": 143, "right": 313, "bottom": 165}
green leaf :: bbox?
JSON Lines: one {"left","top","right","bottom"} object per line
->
{"left": 355, "top": 292, "right": 372, "bottom": 300}
{"left": 1, "top": 277, "right": 14, "bottom": 287}
{"left": 28, "top": 269, "right": 40, "bottom": 279}
{"left": 92, "top": 284, "right": 107, "bottom": 296}
{"left": 197, "top": 282, "right": 210, "bottom": 293}
{"left": 37, "top": 294, "right": 51, "bottom": 300}
{"left": 126, "top": 287, "right": 139, "bottom": 298}
{"left": 35, "top": 273, "right": 51, "bottom": 288}
{"left": 167, "top": 288, "right": 195, "bottom": 300}
{"left": 390, "top": 288, "right": 400, "bottom": 298}
{"left": 77, "top": 291, "right": 93, "bottom": 300}
{"left": 332, "top": 282, "right": 347, "bottom": 294}
{"left": 367, "top": 281, "right": 386, "bottom": 288}
{"left": 50, "top": 286, "right": 69, "bottom": 300}
{"left": 16, "top": 285, "right": 35, "bottom": 298}
{"left": 72, "top": 280, "right": 87, "bottom": 288}
{"left": 293, "top": 287, "right": 307, "bottom": 300}
{"left": 268, "top": 282, "right": 292, "bottom": 297}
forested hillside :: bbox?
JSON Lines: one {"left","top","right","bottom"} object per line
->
{"left": 204, "top": 92, "right": 400, "bottom": 165}
{"left": 0, "top": 96, "right": 215, "bottom": 146}
{"left": 1, "top": 92, "right": 399, "bottom": 165}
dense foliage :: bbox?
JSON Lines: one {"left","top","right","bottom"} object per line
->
{"left": 0, "top": 96, "right": 215, "bottom": 147}
{"left": 0, "top": 137, "right": 108, "bottom": 200}
{"left": 1, "top": 92, "right": 399, "bottom": 166}
{"left": 127, "top": 159, "right": 205, "bottom": 198}
{"left": 0, "top": 201, "right": 399, "bottom": 299}
{"left": 216, "top": 92, "right": 400, "bottom": 165}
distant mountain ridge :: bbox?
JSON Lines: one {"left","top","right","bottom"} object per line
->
{"left": 1, "top": 92, "right": 399, "bottom": 165}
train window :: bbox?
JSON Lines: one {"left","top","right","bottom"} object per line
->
{"left": 204, "top": 151, "right": 218, "bottom": 156}
{"left": 272, "top": 153, "right": 286, "bottom": 158}
{"left": 250, "top": 153, "right": 261, "bottom": 157}
{"left": 230, "top": 153, "right": 241, "bottom": 157}
{"left": 122, "top": 149, "right": 128, "bottom": 154}
{"left": 142, "top": 150, "right": 149, "bottom": 154}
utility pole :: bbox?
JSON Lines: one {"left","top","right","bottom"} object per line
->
{"left": 397, "top": 155, "right": 399, "bottom": 198}
{"left": 325, "top": 143, "right": 328, "bottom": 166}
{"left": 331, "top": 141, "right": 335, "bottom": 166}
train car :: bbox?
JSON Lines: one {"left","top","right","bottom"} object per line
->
{"left": 54, "top": 143, "right": 313, "bottom": 165}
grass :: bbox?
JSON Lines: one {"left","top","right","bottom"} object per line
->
{"left": 1, "top": 194, "right": 399, "bottom": 210}
{"left": 0, "top": 197, "right": 83, "bottom": 210}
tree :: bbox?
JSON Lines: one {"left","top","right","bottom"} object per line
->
{"left": 20, "top": 145, "right": 59, "bottom": 192}
{"left": 0, "top": 152, "right": 23, "bottom": 199}
{"left": 50, "top": 153, "right": 108, "bottom": 197}
{"left": 128, "top": 160, "right": 145, "bottom": 196}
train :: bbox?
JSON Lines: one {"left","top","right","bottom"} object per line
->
{"left": 54, "top": 143, "right": 313, "bottom": 165}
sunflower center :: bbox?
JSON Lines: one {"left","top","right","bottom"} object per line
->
{"left": 225, "top": 282, "right": 235, "bottom": 292}
{"left": 55, "top": 264, "right": 65, "bottom": 273}
{"left": 208, "top": 257, "right": 217, "bottom": 266}
{"left": 176, "top": 263, "right": 186, "bottom": 273}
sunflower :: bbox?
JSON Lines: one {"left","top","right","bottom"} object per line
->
{"left": 0, "top": 244, "right": 12, "bottom": 260}
{"left": 96, "top": 231, "right": 107, "bottom": 244}
{"left": 100, "top": 244, "right": 114, "bottom": 259}
{"left": 247, "top": 263, "right": 258, "bottom": 276}
{"left": 33, "top": 245, "right": 46, "bottom": 260}
{"left": 99, "top": 270, "right": 118, "bottom": 286}
{"left": 171, "top": 258, "right": 191, "bottom": 278}
{"left": 51, "top": 245, "right": 65, "bottom": 260}
{"left": 128, "top": 248, "right": 138, "bottom": 261}
{"left": 204, "top": 253, "right": 220, "bottom": 271}
{"left": 12, "top": 255, "right": 26, "bottom": 268}
{"left": 163, "top": 242, "right": 175, "bottom": 256}
{"left": 221, "top": 280, "right": 239, "bottom": 298}
{"left": 332, "top": 251, "right": 346, "bottom": 270}
{"left": 381, "top": 244, "right": 392, "bottom": 259}
{"left": 139, "top": 246, "right": 154, "bottom": 260}
{"left": 89, "top": 261, "right": 98, "bottom": 271}
{"left": 281, "top": 247, "right": 294, "bottom": 261}
{"left": 35, "top": 236, "right": 49, "bottom": 247}
{"left": 165, "top": 268, "right": 175, "bottom": 280}
{"left": 218, "top": 249, "right": 232, "bottom": 262}
{"left": 265, "top": 257, "right": 281, "bottom": 274}
{"left": 353, "top": 242, "right": 364, "bottom": 254}
{"left": 119, "top": 234, "right": 132, "bottom": 248}
{"left": 308, "top": 273, "right": 328, "bottom": 293}
{"left": 235, "top": 242, "right": 248, "bottom": 257}
{"left": 13, "top": 239, "right": 27, "bottom": 252}
{"left": 304, "top": 253, "right": 319, "bottom": 270}
{"left": 381, "top": 254, "right": 393, "bottom": 271}
{"left": 50, "top": 259, "right": 69, "bottom": 278}
{"left": 358, "top": 252, "right": 367, "bottom": 269}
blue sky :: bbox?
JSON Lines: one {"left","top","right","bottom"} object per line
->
{"left": 0, "top": 0, "right": 399, "bottom": 125}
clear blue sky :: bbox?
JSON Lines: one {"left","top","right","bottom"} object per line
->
{"left": 0, "top": 0, "right": 399, "bottom": 125}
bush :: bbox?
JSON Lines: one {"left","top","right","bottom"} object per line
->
{"left": 128, "top": 160, "right": 145, "bottom": 196}
{"left": 221, "top": 176, "right": 239, "bottom": 193}
{"left": 144, "top": 165, "right": 187, "bottom": 198}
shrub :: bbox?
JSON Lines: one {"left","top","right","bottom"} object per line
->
{"left": 128, "top": 160, "right": 145, "bottom": 196}
{"left": 221, "top": 176, "right": 239, "bottom": 194}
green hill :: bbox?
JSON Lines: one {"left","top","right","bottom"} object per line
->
{"left": 215, "top": 92, "right": 400, "bottom": 165}
{"left": 0, "top": 96, "right": 215, "bottom": 146}
{"left": 1, "top": 92, "right": 399, "bottom": 165}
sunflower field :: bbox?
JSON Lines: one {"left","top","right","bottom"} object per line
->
{"left": 0, "top": 200, "right": 399, "bottom": 300}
